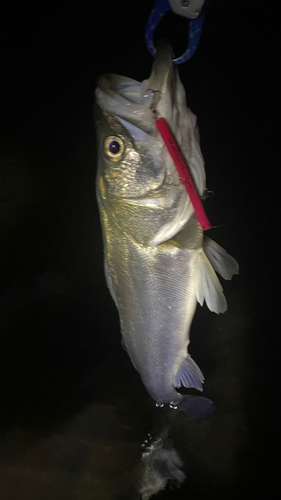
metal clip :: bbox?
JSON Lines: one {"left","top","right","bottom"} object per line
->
{"left": 169, "top": 0, "right": 205, "bottom": 19}
{"left": 145, "top": 0, "right": 210, "bottom": 64}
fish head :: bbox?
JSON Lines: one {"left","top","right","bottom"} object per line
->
{"left": 95, "top": 41, "right": 206, "bottom": 246}
{"left": 94, "top": 97, "right": 165, "bottom": 200}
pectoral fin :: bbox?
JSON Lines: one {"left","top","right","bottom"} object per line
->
{"left": 203, "top": 237, "right": 239, "bottom": 280}
{"left": 196, "top": 250, "right": 228, "bottom": 314}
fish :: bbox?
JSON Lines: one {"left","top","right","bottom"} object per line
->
{"left": 95, "top": 41, "right": 239, "bottom": 419}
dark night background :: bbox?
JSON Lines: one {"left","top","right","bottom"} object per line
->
{"left": 0, "top": 1, "right": 279, "bottom": 499}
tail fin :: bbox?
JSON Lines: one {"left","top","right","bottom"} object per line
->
{"left": 177, "top": 395, "right": 215, "bottom": 420}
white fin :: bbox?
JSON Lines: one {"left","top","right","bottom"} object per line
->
{"left": 175, "top": 356, "right": 204, "bottom": 392}
{"left": 203, "top": 237, "right": 239, "bottom": 280}
{"left": 197, "top": 250, "right": 227, "bottom": 314}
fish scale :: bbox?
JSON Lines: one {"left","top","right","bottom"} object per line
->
{"left": 98, "top": 190, "right": 203, "bottom": 404}
{"left": 95, "top": 41, "right": 239, "bottom": 419}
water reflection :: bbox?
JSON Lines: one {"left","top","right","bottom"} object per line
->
{"left": 0, "top": 404, "right": 188, "bottom": 499}
{"left": 139, "top": 427, "right": 185, "bottom": 499}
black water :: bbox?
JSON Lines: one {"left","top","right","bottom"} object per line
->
{"left": 1, "top": 1, "right": 279, "bottom": 498}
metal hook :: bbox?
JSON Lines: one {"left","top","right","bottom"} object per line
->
{"left": 148, "top": 88, "right": 162, "bottom": 120}
{"left": 202, "top": 188, "right": 214, "bottom": 200}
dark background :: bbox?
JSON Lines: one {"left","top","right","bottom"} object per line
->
{"left": 0, "top": 1, "right": 279, "bottom": 499}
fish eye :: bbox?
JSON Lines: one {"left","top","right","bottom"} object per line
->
{"left": 104, "top": 136, "right": 124, "bottom": 162}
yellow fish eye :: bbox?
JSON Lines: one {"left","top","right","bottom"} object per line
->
{"left": 104, "top": 136, "right": 124, "bottom": 162}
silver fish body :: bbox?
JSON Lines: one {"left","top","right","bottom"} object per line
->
{"left": 95, "top": 42, "right": 238, "bottom": 418}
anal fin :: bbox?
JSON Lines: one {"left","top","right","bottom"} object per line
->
{"left": 175, "top": 356, "right": 204, "bottom": 392}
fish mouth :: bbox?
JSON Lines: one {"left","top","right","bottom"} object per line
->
{"left": 95, "top": 40, "right": 176, "bottom": 133}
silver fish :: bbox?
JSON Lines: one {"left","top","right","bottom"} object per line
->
{"left": 95, "top": 42, "right": 238, "bottom": 419}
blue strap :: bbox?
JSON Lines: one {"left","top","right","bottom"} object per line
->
{"left": 145, "top": 0, "right": 209, "bottom": 64}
